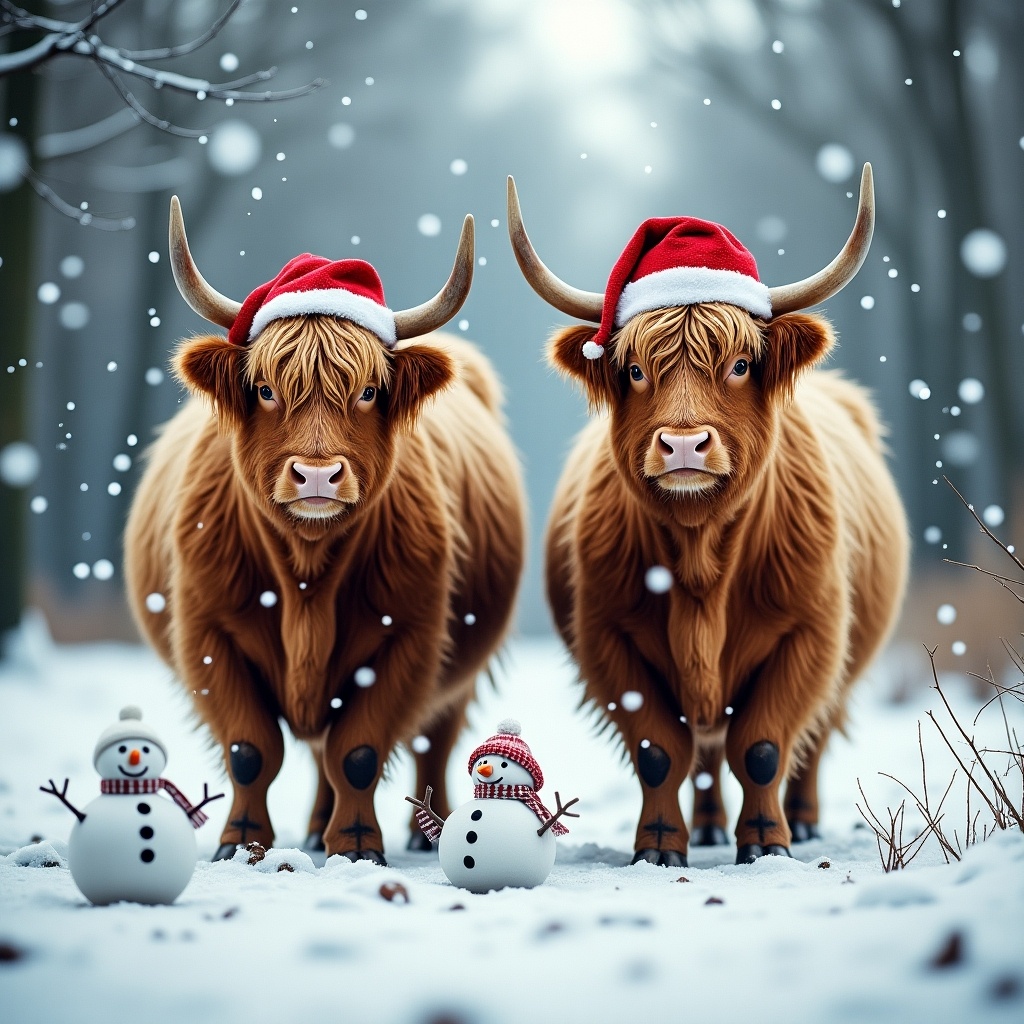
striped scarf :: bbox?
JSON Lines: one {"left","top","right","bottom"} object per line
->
{"left": 414, "top": 783, "right": 569, "bottom": 842}
{"left": 100, "top": 777, "right": 208, "bottom": 829}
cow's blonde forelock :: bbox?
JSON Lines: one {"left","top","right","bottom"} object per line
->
{"left": 244, "top": 315, "right": 393, "bottom": 414}
{"left": 611, "top": 303, "right": 767, "bottom": 384}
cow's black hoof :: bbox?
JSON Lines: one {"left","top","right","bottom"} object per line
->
{"left": 631, "top": 848, "right": 662, "bottom": 865}
{"left": 303, "top": 831, "right": 325, "bottom": 852}
{"left": 407, "top": 831, "right": 435, "bottom": 852}
{"left": 342, "top": 849, "right": 387, "bottom": 866}
{"left": 631, "top": 848, "right": 688, "bottom": 867}
{"left": 658, "top": 849, "right": 688, "bottom": 867}
{"left": 212, "top": 842, "right": 240, "bottom": 862}
{"left": 737, "top": 843, "right": 791, "bottom": 863}
{"left": 788, "top": 820, "right": 821, "bottom": 843}
{"left": 691, "top": 824, "right": 730, "bottom": 847}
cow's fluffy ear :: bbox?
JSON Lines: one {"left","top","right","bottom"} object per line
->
{"left": 548, "top": 325, "right": 617, "bottom": 408}
{"left": 387, "top": 341, "right": 456, "bottom": 431}
{"left": 173, "top": 335, "right": 249, "bottom": 425}
{"left": 762, "top": 313, "right": 835, "bottom": 399}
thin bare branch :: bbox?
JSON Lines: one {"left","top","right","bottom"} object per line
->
{"left": 97, "top": 62, "right": 206, "bottom": 138}
{"left": 36, "top": 107, "right": 140, "bottom": 160}
{"left": 943, "top": 476, "right": 1024, "bottom": 575}
{"left": 0, "top": 2, "right": 326, "bottom": 104}
{"left": 943, "top": 559, "right": 1024, "bottom": 605}
{"left": 926, "top": 647, "right": 1024, "bottom": 830}
{"left": 120, "top": 0, "right": 243, "bottom": 61}
{"left": 22, "top": 164, "right": 135, "bottom": 230}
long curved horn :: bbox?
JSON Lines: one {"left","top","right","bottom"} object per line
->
{"left": 393, "top": 215, "right": 475, "bottom": 340}
{"left": 168, "top": 195, "right": 241, "bottom": 329}
{"left": 768, "top": 163, "right": 875, "bottom": 317}
{"left": 507, "top": 176, "right": 604, "bottom": 323}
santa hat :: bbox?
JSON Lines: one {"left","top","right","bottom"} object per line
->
{"left": 584, "top": 217, "right": 772, "bottom": 359}
{"left": 93, "top": 706, "right": 167, "bottom": 767}
{"left": 467, "top": 719, "right": 544, "bottom": 790}
{"left": 227, "top": 254, "right": 397, "bottom": 348}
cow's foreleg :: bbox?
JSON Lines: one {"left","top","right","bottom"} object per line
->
{"left": 177, "top": 625, "right": 285, "bottom": 861}
{"left": 581, "top": 630, "right": 694, "bottom": 867}
{"left": 322, "top": 634, "right": 443, "bottom": 864}
{"left": 725, "top": 625, "right": 842, "bottom": 863}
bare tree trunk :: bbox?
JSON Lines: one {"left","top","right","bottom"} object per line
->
{"left": 0, "top": 60, "right": 39, "bottom": 638}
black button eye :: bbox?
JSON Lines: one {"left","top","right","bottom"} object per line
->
{"left": 360, "top": 386, "right": 376, "bottom": 402}
{"left": 629, "top": 364, "right": 645, "bottom": 382}
{"left": 119, "top": 745, "right": 126, "bottom": 753}
{"left": 501, "top": 761, "right": 508, "bottom": 768}
{"left": 732, "top": 359, "right": 749, "bottom": 377}
{"left": 142, "top": 746, "right": 149, "bottom": 753}
{"left": 258, "top": 385, "right": 273, "bottom": 401}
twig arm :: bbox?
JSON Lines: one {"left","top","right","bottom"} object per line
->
{"left": 39, "top": 778, "right": 86, "bottom": 823}
{"left": 186, "top": 783, "right": 225, "bottom": 817}
{"left": 537, "top": 791, "right": 580, "bottom": 837}
{"left": 404, "top": 785, "right": 444, "bottom": 828}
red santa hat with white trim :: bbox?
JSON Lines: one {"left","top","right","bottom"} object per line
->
{"left": 583, "top": 216, "right": 772, "bottom": 359}
{"left": 227, "top": 254, "right": 397, "bottom": 348}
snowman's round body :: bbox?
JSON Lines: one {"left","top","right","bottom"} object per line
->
{"left": 438, "top": 797, "right": 555, "bottom": 893}
{"left": 69, "top": 792, "right": 197, "bottom": 905}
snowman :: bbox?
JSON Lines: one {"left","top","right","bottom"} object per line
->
{"left": 40, "top": 706, "right": 223, "bottom": 905}
{"left": 406, "top": 719, "right": 579, "bottom": 893}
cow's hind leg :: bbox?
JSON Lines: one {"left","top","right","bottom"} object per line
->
{"left": 303, "top": 744, "right": 334, "bottom": 852}
{"left": 407, "top": 684, "right": 472, "bottom": 851}
{"left": 784, "top": 728, "right": 827, "bottom": 842}
{"left": 690, "top": 744, "right": 729, "bottom": 847}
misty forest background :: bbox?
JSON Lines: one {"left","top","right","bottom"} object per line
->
{"left": 1, "top": 0, "right": 1021, "bottom": 688}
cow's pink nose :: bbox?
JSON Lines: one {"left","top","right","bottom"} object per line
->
{"left": 658, "top": 429, "right": 718, "bottom": 473}
{"left": 290, "top": 461, "right": 345, "bottom": 500}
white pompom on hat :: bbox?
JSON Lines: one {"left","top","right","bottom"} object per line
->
{"left": 93, "top": 706, "right": 167, "bottom": 767}
{"left": 467, "top": 718, "right": 545, "bottom": 790}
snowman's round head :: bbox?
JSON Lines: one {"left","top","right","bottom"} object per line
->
{"left": 93, "top": 706, "right": 168, "bottom": 779}
{"left": 470, "top": 753, "right": 534, "bottom": 788}
{"left": 467, "top": 719, "right": 544, "bottom": 789}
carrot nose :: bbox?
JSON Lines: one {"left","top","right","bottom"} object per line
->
{"left": 129, "top": 749, "right": 141, "bottom": 766}
{"left": 477, "top": 764, "right": 493, "bottom": 778}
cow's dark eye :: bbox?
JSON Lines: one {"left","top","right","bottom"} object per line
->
{"left": 361, "top": 386, "right": 376, "bottom": 402}
{"left": 259, "top": 385, "right": 274, "bottom": 401}
{"left": 629, "top": 364, "right": 645, "bottom": 382}
{"left": 732, "top": 359, "right": 749, "bottom": 377}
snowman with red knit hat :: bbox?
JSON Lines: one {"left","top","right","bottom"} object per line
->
{"left": 407, "top": 719, "right": 579, "bottom": 893}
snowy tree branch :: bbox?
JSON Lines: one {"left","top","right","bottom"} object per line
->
{"left": 0, "top": 0, "right": 326, "bottom": 103}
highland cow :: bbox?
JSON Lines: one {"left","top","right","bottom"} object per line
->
{"left": 125, "top": 200, "right": 525, "bottom": 863}
{"left": 509, "top": 166, "right": 908, "bottom": 864}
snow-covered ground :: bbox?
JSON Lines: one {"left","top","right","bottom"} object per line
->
{"left": 1, "top": 620, "right": 1022, "bottom": 1024}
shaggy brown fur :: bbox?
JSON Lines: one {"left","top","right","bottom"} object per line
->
{"left": 546, "top": 303, "right": 908, "bottom": 863}
{"left": 125, "top": 318, "right": 525, "bottom": 862}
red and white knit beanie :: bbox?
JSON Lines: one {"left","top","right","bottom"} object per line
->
{"left": 93, "top": 706, "right": 167, "bottom": 767}
{"left": 467, "top": 719, "right": 544, "bottom": 790}
{"left": 584, "top": 216, "right": 771, "bottom": 359}
{"left": 227, "top": 254, "right": 397, "bottom": 348}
